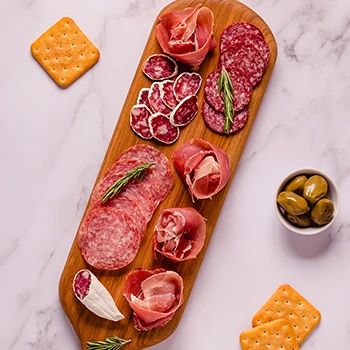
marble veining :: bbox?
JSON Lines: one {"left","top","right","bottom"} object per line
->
{"left": 1, "top": 0, "right": 350, "bottom": 349}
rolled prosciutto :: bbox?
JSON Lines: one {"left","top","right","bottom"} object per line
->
{"left": 123, "top": 268, "right": 184, "bottom": 331}
{"left": 172, "top": 138, "right": 230, "bottom": 201}
{"left": 156, "top": 5, "right": 216, "bottom": 66}
{"left": 153, "top": 207, "right": 206, "bottom": 262}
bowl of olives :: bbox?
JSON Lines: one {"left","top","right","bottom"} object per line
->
{"left": 275, "top": 168, "right": 340, "bottom": 235}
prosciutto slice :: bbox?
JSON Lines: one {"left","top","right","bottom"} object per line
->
{"left": 172, "top": 138, "right": 230, "bottom": 201}
{"left": 156, "top": 5, "right": 216, "bottom": 66}
{"left": 123, "top": 268, "right": 184, "bottom": 331}
{"left": 153, "top": 207, "right": 206, "bottom": 262}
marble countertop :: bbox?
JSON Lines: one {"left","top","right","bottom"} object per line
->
{"left": 2, "top": 0, "right": 350, "bottom": 349}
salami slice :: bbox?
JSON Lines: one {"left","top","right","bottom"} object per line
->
{"left": 173, "top": 72, "right": 202, "bottom": 101}
{"left": 202, "top": 99, "right": 249, "bottom": 135}
{"left": 225, "top": 33, "right": 270, "bottom": 67}
{"left": 142, "top": 54, "right": 178, "bottom": 81}
{"left": 169, "top": 95, "right": 198, "bottom": 126}
{"left": 160, "top": 80, "right": 178, "bottom": 109}
{"left": 149, "top": 113, "right": 180, "bottom": 145}
{"left": 220, "top": 22, "right": 263, "bottom": 53}
{"left": 149, "top": 82, "right": 172, "bottom": 115}
{"left": 116, "top": 145, "right": 173, "bottom": 203}
{"left": 130, "top": 104, "right": 153, "bottom": 140}
{"left": 78, "top": 206, "right": 141, "bottom": 270}
{"left": 204, "top": 67, "right": 252, "bottom": 112}
{"left": 220, "top": 44, "right": 266, "bottom": 86}
{"left": 137, "top": 88, "right": 153, "bottom": 112}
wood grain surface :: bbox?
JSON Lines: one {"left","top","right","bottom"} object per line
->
{"left": 59, "top": 0, "right": 277, "bottom": 348}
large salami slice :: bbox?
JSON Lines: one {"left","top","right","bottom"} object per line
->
{"left": 149, "top": 113, "right": 180, "bottom": 145}
{"left": 78, "top": 206, "right": 141, "bottom": 270}
{"left": 130, "top": 104, "right": 153, "bottom": 140}
{"left": 220, "top": 22, "right": 263, "bottom": 53}
{"left": 169, "top": 95, "right": 198, "bottom": 127}
{"left": 202, "top": 99, "right": 249, "bottom": 135}
{"left": 204, "top": 67, "right": 252, "bottom": 112}
{"left": 220, "top": 43, "right": 266, "bottom": 86}
{"left": 137, "top": 88, "right": 153, "bottom": 112}
{"left": 160, "top": 80, "right": 178, "bottom": 109}
{"left": 142, "top": 54, "right": 178, "bottom": 81}
{"left": 116, "top": 144, "right": 173, "bottom": 203}
{"left": 173, "top": 72, "right": 202, "bottom": 101}
{"left": 149, "top": 82, "right": 172, "bottom": 115}
{"left": 226, "top": 32, "right": 270, "bottom": 67}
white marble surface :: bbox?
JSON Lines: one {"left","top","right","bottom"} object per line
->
{"left": 1, "top": 0, "right": 350, "bottom": 349}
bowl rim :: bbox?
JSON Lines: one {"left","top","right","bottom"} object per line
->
{"left": 275, "top": 167, "right": 340, "bottom": 235}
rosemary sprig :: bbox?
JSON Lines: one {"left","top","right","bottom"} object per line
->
{"left": 218, "top": 66, "right": 234, "bottom": 134}
{"left": 87, "top": 335, "right": 131, "bottom": 350}
{"left": 101, "top": 162, "right": 156, "bottom": 203}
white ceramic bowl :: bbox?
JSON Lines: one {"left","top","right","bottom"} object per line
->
{"left": 275, "top": 168, "right": 340, "bottom": 235}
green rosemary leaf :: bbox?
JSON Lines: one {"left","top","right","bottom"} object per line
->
{"left": 101, "top": 162, "right": 156, "bottom": 203}
{"left": 218, "top": 66, "right": 235, "bottom": 134}
{"left": 87, "top": 335, "right": 131, "bottom": 350}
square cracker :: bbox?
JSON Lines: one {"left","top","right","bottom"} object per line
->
{"left": 240, "top": 318, "right": 300, "bottom": 350}
{"left": 252, "top": 284, "right": 321, "bottom": 344}
{"left": 31, "top": 17, "right": 100, "bottom": 88}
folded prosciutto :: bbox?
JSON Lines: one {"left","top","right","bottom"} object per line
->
{"left": 123, "top": 268, "right": 184, "bottom": 331}
{"left": 172, "top": 138, "right": 230, "bottom": 201}
{"left": 156, "top": 5, "right": 216, "bottom": 66}
{"left": 153, "top": 207, "right": 206, "bottom": 262}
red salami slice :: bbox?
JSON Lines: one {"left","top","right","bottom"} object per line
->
{"left": 173, "top": 72, "right": 202, "bottom": 101}
{"left": 169, "top": 95, "right": 198, "bottom": 126}
{"left": 204, "top": 67, "right": 252, "bottom": 112}
{"left": 149, "top": 113, "right": 180, "bottom": 145}
{"left": 137, "top": 88, "right": 153, "bottom": 112}
{"left": 220, "top": 22, "right": 263, "bottom": 53}
{"left": 225, "top": 33, "right": 270, "bottom": 67}
{"left": 78, "top": 206, "right": 141, "bottom": 270}
{"left": 149, "top": 82, "right": 172, "bottom": 115}
{"left": 220, "top": 44, "right": 266, "bottom": 86}
{"left": 130, "top": 104, "right": 153, "bottom": 140}
{"left": 116, "top": 145, "right": 173, "bottom": 203}
{"left": 202, "top": 99, "right": 249, "bottom": 135}
{"left": 142, "top": 54, "right": 178, "bottom": 81}
{"left": 160, "top": 80, "right": 178, "bottom": 109}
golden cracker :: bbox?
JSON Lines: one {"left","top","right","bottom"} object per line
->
{"left": 252, "top": 284, "right": 321, "bottom": 344}
{"left": 31, "top": 17, "right": 100, "bottom": 88}
{"left": 240, "top": 319, "right": 300, "bottom": 350}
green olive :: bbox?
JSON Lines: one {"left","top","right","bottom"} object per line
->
{"left": 277, "top": 191, "right": 309, "bottom": 216}
{"left": 284, "top": 175, "right": 307, "bottom": 194}
{"left": 303, "top": 175, "right": 328, "bottom": 204}
{"left": 310, "top": 198, "right": 334, "bottom": 225}
{"left": 285, "top": 212, "right": 311, "bottom": 228}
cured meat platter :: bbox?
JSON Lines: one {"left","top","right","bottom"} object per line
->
{"left": 59, "top": 0, "right": 277, "bottom": 348}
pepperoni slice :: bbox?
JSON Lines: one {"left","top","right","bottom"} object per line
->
{"left": 137, "top": 88, "right": 153, "bottom": 112}
{"left": 173, "top": 72, "right": 202, "bottom": 101}
{"left": 169, "top": 95, "right": 198, "bottom": 127}
{"left": 130, "top": 104, "right": 153, "bottom": 140}
{"left": 201, "top": 99, "right": 249, "bottom": 135}
{"left": 142, "top": 54, "right": 178, "bottom": 81}
{"left": 204, "top": 67, "right": 252, "bottom": 112}
{"left": 149, "top": 82, "right": 172, "bottom": 115}
{"left": 220, "top": 43, "right": 266, "bottom": 86}
{"left": 160, "top": 80, "right": 178, "bottom": 109}
{"left": 149, "top": 113, "right": 180, "bottom": 145}
{"left": 220, "top": 22, "right": 264, "bottom": 53}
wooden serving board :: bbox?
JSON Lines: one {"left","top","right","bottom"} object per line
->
{"left": 59, "top": 0, "right": 277, "bottom": 348}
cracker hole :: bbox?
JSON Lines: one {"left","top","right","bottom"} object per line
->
{"left": 63, "top": 33, "right": 66, "bottom": 36}
{"left": 297, "top": 336, "right": 300, "bottom": 339}
{"left": 56, "top": 57, "right": 58, "bottom": 60}
{"left": 277, "top": 311, "right": 280, "bottom": 314}
{"left": 298, "top": 302, "right": 302, "bottom": 306}
{"left": 60, "top": 45, "right": 62, "bottom": 48}
{"left": 288, "top": 336, "right": 291, "bottom": 339}
{"left": 305, "top": 326, "right": 308, "bottom": 329}
{"left": 314, "top": 316, "right": 317, "bottom": 319}
{"left": 255, "top": 341, "right": 258, "bottom": 343}
{"left": 294, "top": 325, "right": 297, "bottom": 328}
{"left": 61, "top": 78, "right": 64, "bottom": 81}
{"left": 265, "top": 309, "right": 268, "bottom": 312}
{"left": 92, "top": 52, "right": 95, "bottom": 55}
{"left": 66, "top": 21, "right": 69, "bottom": 25}
{"left": 46, "top": 47, "right": 50, "bottom": 50}
{"left": 72, "top": 43, "right": 75, "bottom": 46}
{"left": 44, "top": 58, "right": 47, "bottom": 61}
{"left": 77, "top": 65, "right": 80, "bottom": 69}
{"left": 303, "top": 315, "right": 305, "bottom": 318}
{"left": 286, "top": 300, "right": 289, "bottom": 303}
{"left": 35, "top": 48, "right": 38, "bottom": 51}
{"left": 275, "top": 299, "right": 277, "bottom": 303}
{"left": 64, "top": 68, "right": 67, "bottom": 71}
{"left": 263, "top": 331, "right": 266, "bottom": 334}
{"left": 52, "top": 68, "right": 55, "bottom": 71}
{"left": 50, "top": 35, "right": 53, "bottom": 38}
{"left": 75, "top": 31, "right": 78, "bottom": 34}
{"left": 276, "top": 333, "right": 279, "bottom": 336}
{"left": 81, "top": 53, "right": 84, "bottom": 56}
{"left": 268, "top": 343, "right": 270, "bottom": 346}
{"left": 68, "top": 56, "right": 71, "bottom": 59}
{"left": 290, "top": 313, "right": 293, "bottom": 316}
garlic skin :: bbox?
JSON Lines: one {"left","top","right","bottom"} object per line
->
{"left": 73, "top": 269, "right": 124, "bottom": 322}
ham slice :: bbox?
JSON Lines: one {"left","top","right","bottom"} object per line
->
{"left": 172, "top": 138, "right": 230, "bottom": 201}
{"left": 123, "top": 268, "right": 184, "bottom": 331}
{"left": 156, "top": 5, "right": 216, "bottom": 66}
{"left": 153, "top": 207, "right": 206, "bottom": 262}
